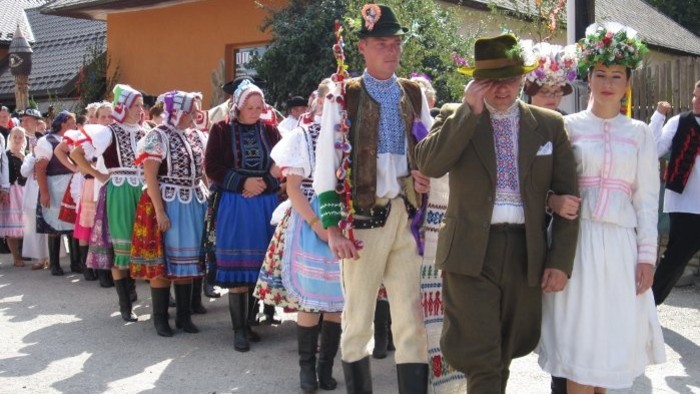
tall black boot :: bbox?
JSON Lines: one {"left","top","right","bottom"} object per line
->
{"left": 48, "top": 236, "right": 63, "bottom": 276}
{"left": 203, "top": 267, "right": 220, "bottom": 298}
{"left": 372, "top": 300, "right": 390, "bottom": 359}
{"left": 263, "top": 303, "right": 282, "bottom": 325}
{"left": 191, "top": 277, "right": 207, "bottom": 314}
{"left": 229, "top": 292, "right": 250, "bottom": 352}
{"left": 174, "top": 283, "right": 199, "bottom": 333}
{"left": 151, "top": 287, "right": 174, "bottom": 337}
{"left": 298, "top": 325, "right": 320, "bottom": 393}
{"left": 127, "top": 276, "right": 137, "bottom": 302}
{"left": 114, "top": 278, "right": 138, "bottom": 322}
{"left": 342, "top": 357, "right": 373, "bottom": 394}
{"left": 97, "top": 269, "right": 114, "bottom": 288}
{"left": 397, "top": 363, "right": 428, "bottom": 394}
{"left": 68, "top": 236, "right": 82, "bottom": 273}
{"left": 317, "top": 321, "right": 341, "bottom": 390}
{"left": 79, "top": 245, "right": 97, "bottom": 281}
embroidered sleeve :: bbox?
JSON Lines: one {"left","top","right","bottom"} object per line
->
{"left": 632, "top": 123, "right": 660, "bottom": 266}
{"left": 85, "top": 125, "right": 114, "bottom": 157}
{"left": 135, "top": 129, "right": 166, "bottom": 165}
{"left": 313, "top": 85, "right": 344, "bottom": 228}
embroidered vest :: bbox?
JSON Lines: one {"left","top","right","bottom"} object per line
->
{"left": 345, "top": 77, "right": 423, "bottom": 213}
{"left": 665, "top": 112, "right": 700, "bottom": 193}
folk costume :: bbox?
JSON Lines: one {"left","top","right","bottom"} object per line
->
{"left": 415, "top": 34, "right": 579, "bottom": 393}
{"left": 313, "top": 5, "right": 433, "bottom": 391}
{"left": 0, "top": 141, "right": 25, "bottom": 239}
{"left": 203, "top": 80, "right": 281, "bottom": 351}
{"left": 537, "top": 23, "right": 665, "bottom": 389}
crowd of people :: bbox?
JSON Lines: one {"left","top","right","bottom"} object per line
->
{"left": 2, "top": 3, "right": 699, "bottom": 394}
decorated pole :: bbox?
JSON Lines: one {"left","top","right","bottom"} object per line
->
{"left": 8, "top": 25, "right": 33, "bottom": 111}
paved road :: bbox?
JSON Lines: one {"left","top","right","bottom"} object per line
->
{"left": 1, "top": 257, "right": 699, "bottom": 394}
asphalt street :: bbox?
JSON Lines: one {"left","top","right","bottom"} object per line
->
{"left": 1, "top": 257, "right": 698, "bottom": 394}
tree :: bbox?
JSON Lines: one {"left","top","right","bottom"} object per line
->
{"left": 75, "top": 42, "right": 120, "bottom": 114}
{"left": 251, "top": 0, "right": 481, "bottom": 107}
{"left": 646, "top": 0, "right": 700, "bottom": 36}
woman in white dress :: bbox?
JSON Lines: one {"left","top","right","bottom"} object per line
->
{"left": 538, "top": 22, "right": 665, "bottom": 393}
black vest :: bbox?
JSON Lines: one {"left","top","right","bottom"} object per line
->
{"left": 665, "top": 112, "right": 700, "bottom": 193}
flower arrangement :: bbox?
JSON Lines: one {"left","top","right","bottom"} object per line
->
{"left": 576, "top": 22, "right": 648, "bottom": 75}
{"left": 525, "top": 42, "right": 578, "bottom": 88}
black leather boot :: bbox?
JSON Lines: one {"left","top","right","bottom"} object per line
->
{"left": 396, "top": 363, "right": 428, "bottom": 394}
{"left": 263, "top": 303, "right": 282, "bottom": 325}
{"left": 48, "top": 236, "right": 63, "bottom": 276}
{"left": 175, "top": 283, "right": 199, "bottom": 333}
{"left": 342, "top": 357, "right": 373, "bottom": 394}
{"left": 127, "top": 276, "right": 137, "bottom": 302}
{"left": 372, "top": 300, "right": 390, "bottom": 359}
{"left": 68, "top": 236, "right": 82, "bottom": 273}
{"left": 114, "top": 278, "right": 137, "bottom": 322}
{"left": 79, "top": 246, "right": 97, "bottom": 281}
{"left": 229, "top": 292, "right": 250, "bottom": 352}
{"left": 151, "top": 287, "right": 174, "bottom": 337}
{"left": 298, "top": 325, "right": 320, "bottom": 393}
{"left": 317, "top": 321, "right": 341, "bottom": 390}
{"left": 190, "top": 277, "right": 207, "bottom": 314}
{"left": 203, "top": 274, "right": 220, "bottom": 298}
{"left": 97, "top": 269, "right": 114, "bottom": 287}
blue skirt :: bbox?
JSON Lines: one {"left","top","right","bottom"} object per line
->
{"left": 214, "top": 192, "right": 277, "bottom": 287}
{"left": 164, "top": 197, "right": 207, "bottom": 278}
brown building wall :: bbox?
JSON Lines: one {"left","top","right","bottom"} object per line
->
{"left": 106, "top": 0, "right": 285, "bottom": 107}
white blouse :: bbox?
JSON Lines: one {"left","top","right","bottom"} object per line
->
{"left": 565, "top": 110, "right": 660, "bottom": 265}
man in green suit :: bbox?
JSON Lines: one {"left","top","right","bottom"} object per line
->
{"left": 415, "top": 34, "right": 580, "bottom": 394}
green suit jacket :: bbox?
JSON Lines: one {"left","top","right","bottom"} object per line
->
{"left": 415, "top": 101, "right": 579, "bottom": 286}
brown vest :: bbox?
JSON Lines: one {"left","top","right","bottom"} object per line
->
{"left": 345, "top": 77, "right": 423, "bottom": 213}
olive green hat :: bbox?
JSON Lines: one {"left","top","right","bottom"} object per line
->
{"left": 458, "top": 34, "right": 537, "bottom": 80}
{"left": 358, "top": 4, "right": 408, "bottom": 38}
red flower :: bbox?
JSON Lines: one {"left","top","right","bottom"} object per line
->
{"left": 603, "top": 31, "right": 613, "bottom": 46}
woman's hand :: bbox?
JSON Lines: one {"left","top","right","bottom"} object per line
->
{"left": 243, "top": 177, "right": 266, "bottom": 198}
{"left": 636, "top": 263, "right": 655, "bottom": 295}
{"left": 270, "top": 164, "right": 281, "bottom": 179}
{"left": 548, "top": 194, "right": 581, "bottom": 220}
{"left": 40, "top": 191, "right": 50, "bottom": 208}
{"left": 155, "top": 209, "right": 170, "bottom": 232}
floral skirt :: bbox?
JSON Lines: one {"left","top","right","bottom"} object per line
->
{"left": 0, "top": 184, "right": 25, "bottom": 238}
{"left": 86, "top": 186, "right": 114, "bottom": 270}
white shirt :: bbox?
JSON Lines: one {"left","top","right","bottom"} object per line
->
{"left": 277, "top": 115, "right": 299, "bottom": 137}
{"left": 0, "top": 134, "right": 9, "bottom": 191}
{"left": 653, "top": 112, "right": 700, "bottom": 214}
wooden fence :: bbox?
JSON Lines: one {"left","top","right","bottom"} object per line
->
{"left": 631, "top": 57, "right": 700, "bottom": 121}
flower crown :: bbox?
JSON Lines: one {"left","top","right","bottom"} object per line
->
{"left": 525, "top": 42, "right": 578, "bottom": 88}
{"left": 577, "top": 22, "right": 648, "bottom": 75}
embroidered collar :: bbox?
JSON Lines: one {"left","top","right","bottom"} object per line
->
{"left": 484, "top": 99, "right": 519, "bottom": 119}
{"left": 363, "top": 69, "right": 398, "bottom": 93}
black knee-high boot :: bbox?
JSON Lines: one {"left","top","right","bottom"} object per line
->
{"left": 48, "top": 236, "right": 63, "bottom": 276}
{"left": 174, "top": 283, "right": 199, "bottom": 333}
{"left": 97, "top": 269, "right": 114, "bottom": 287}
{"left": 317, "top": 321, "right": 341, "bottom": 390}
{"left": 298, "top": 325, "right": 320, "bottom": 393}
{"left": 114, "top": 278, "right": 137, "bottom": 322}
{"left": 229, "top": 292, "right": 250, "bottom": 352}
{"left": 342, "top": 357, "right": 373, "bottom": 394}
{"left": 68, "top": 236, "right": 82, "bottom": 273}
{"left": 190, "top": 277, "right": 207, "bottom": 314}
{"left": 79, "top": 245, "right": 97, "bottom": 281}
{"left": 127, "top": 276, "right": 137, "bottom": 302}
{"left": 151, "top": 287, "right": 174, "bottom": 337}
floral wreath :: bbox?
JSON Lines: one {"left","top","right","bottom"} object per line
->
{"left": 525, "top": 42, "right": 578, "bottom": 88}
{"left": 361, "top": 4, "right": 381, "bottom": 31}
{"left": 577, "top": 22, "right": 648, "bottom": 75}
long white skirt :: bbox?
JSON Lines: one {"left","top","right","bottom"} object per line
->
{"left": 537, "top": 220, "right": 665, "bottom": 389}
{"left": 21, "top": 177, "right": 66, "bottom": 260}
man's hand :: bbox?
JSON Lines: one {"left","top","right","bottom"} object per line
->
{"left": 463, "top": 79, "right": 492, "bottom": 115}
{"left": 411, "top": 170, "right": 430, "bottom": 194}
{"left": 327, "top": 226, "right": 359, "bottom": 261}
{"left": 636, "top": 263, "right": 654, "bottom": 295}
{"left": 242, "top": 177, "right": 266, "bottom": 198}
{"left": 541, "top": 268, "right": 568, "bottom": 293}
{"left": 656, "top": 101, "right": 672, "bottom": 116}
{"left": 548, "top": 194, "right": 581, "bottom": 220}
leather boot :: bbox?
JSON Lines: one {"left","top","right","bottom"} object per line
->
{"left": 396, "top": 363, "right": 428, "bottom": 394}
{"left": 298, "top": 325, "right": 320, "bottom": 393}
{"left": 317, "top": 321, "right": 341, "bottom": 390}
{"left": 372, "top": 300, "right": 390, "bottom": 359}
{"left": 114, "top": 278, "right": 137, "bottom": 322}
{"left": 191, "top": 277, "right": 207, "bottom": 314}
{"left": 342, "top": 357, "right": 373, "bottom": 394}
{"left": 203, "top": 277, "right": 220, "bottom": 298}
{"left": 151, "top": 286, "right": 174, "bottom": 337}
{"left": 48, "top": 236, "right": 63, "bottom": 276}
{"left": 175, "top": 283, "right": 199, "bottom": 333}
{"left": 248, "top": 289, "right": 260, "bottom": 326}
{"left": 263, "top": 303, "right": 282, "bottom": 325}
{"left": 97, "top": 269, "right": 114, "bottom": 288}
{"left": 127, "top": 276, "right": 137, "bottom": 302}
{"left": 229, "top": 292, "right": 250, "bottom": 352}
{"left": 68, "top": 236, "right": 82, "bottom": 273}
{"left": 79, "top": 246, "right": 97, "bottom": 281}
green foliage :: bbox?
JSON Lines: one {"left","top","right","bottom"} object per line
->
{"left": 251, "top": 0, "right": 479, "bottom": 106}
{"left": 488, "top": 0, "right": 567, "bottom": 43}
{"left": 75, "top": 42, "right": 120, "bottom": 114}
{"left": 646, "top": 0, "right": 700, "bottom": 36}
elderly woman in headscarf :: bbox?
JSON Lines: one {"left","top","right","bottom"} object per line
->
{"left": 130, "top": 91, "right": 208, "bottom": 337}
{"left": 34, "top": 110, "right": 78, "bottom": 276}
{"left": 71, "top": 84, "right": 146, "bottom": 322}
{"left": 203, "top": 79, "right": 281, "bottom": 352}
{"left": 524, "top": 42, "right": 579, "bottom": 114}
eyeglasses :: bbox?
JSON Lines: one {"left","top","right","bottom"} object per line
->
{"left": 537, "top": 90, "right": 564, "bottom": 98}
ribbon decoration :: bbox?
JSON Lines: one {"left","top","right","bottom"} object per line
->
{"left": 410, "top": 119, "right": 429, "bottom": 255}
